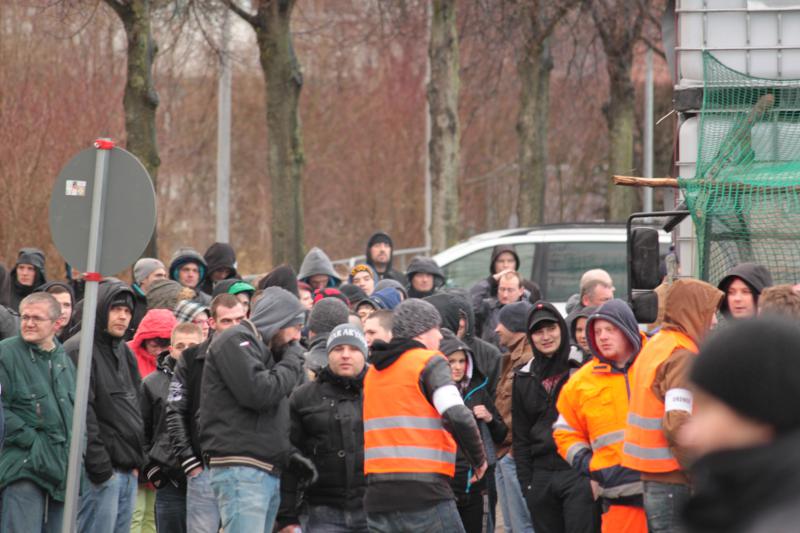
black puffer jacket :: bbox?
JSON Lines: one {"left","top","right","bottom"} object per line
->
{"left": 165, "top": 337, "right": 211, "bottom": 476}
{"left": 289, "top": 366, "right": 366, "bottom": 509}
{"left": 64, "top": 281, "right": 144, "bottom": 484}
{"left": 141, "top": 352, "right": 184, "bottom": 486}
{"left": 425, "top": 291, "right": 502, "bottom": 399}
{"left": 512, "top": 301, "right": 572, "bottom": 492}
{"left": 199, "top": 320, "right": 305, "bottom": 473}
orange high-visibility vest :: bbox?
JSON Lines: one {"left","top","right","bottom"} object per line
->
{"left": 363, "top": 348, "right": 457, "bottom": 478}
{"left": 622, "top": 329, "right": 697, "bottom": 473}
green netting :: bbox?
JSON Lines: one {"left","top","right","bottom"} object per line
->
{"left": 678, "top": 52, "right": 800, "bottom": 286}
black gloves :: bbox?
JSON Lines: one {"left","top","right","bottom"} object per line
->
{"left": 289, "top": 452, "right": 319, "bottom": 490}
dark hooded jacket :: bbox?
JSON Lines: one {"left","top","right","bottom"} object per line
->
{"left": 512, "top": 301, "right": 573, "bottom": 490}
{"left": 566, "top": 305, "right": 597, "bottom": 364}
{"left": 199, "top": 287, "right": 306, "bottom": 473}
{"left": 141, "top": 352, "right": 184, "bottom": 487}
{"left": 200, "top": 242, "right": 239, "bottom": 295}
{"left": 169, "top": 247, "right": 211, "bottom": 305}
{"left": 36, "top": 281, "right": 77, "bottom": 344}
{"left": 425, "top": 291, "right": 502, "bottom": 399}
{"left": 298, "top": 248, "right": 341, "bottom": 288}
{"left": 258, "top": 265, "right": 300, "bottom": 297}
{"left": 440, "top": 332, "right": 507, "bottom": 497}
{"left": 717, "top": 262, "right": 773, "bottom": 318}
{"left": 64, "top": 281, "right": 144, "bottom": 484}
{"left": 0, "top": 305, "right": 17, "bottom": 342}
{"left": 406, "top": 256, "right": 446, "bottom": 299}
{"left": 365, "top": 232, "right": 405, "bottom": 284}
{"left": 5, "top": 248, "right": 47, "bottom": 313}
{"left": 165, "top": 335, "right": 212, "bottom": 477}
{"left": 469, "top": 245, "right": 541, "bottom": 311}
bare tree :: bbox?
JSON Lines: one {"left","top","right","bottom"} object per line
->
{"left": 513, "top": 0, "right": 581, "bottom": 226}
{"left": 428, "top": 0, "right": 460, "bottom": 251}
{"left": 227, "top": 0, "right": 305, "bottom": 268}
{"left": 590, "top": 0, "right": 646, "bottom": 220}
{"left": 105, "top": 0, "right": 161, "bottom": 257}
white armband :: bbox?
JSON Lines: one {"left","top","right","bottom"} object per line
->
{"left": 664, "top": 388, "right": 693, "bottom": 414}
{"left": 432, "top": 385, "right": 464, "bottom": 415}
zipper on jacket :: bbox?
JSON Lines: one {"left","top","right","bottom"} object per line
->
{"left": 464, "top": 377, "right": 488, "bottom": 403}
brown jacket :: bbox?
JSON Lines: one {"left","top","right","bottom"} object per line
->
{"left": 494, "top": 334, "right": 533, "bottom": 457}
{"left": 647, "top": 279, "right": 724, "bottom": 483}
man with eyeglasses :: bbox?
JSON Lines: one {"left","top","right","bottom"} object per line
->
{"left": 0, "top": 292, "right": 74, "bottom": 532}
{"left": 64, "top": 280, "right": 144, "bottom": 533}
{"left": 165, "top": 293, "right": 246, "bottom": 533}
{"left": 476, "top": 271, "right": 529, "bottom": 350}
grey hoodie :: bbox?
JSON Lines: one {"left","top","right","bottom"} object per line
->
{"left": 297, "top": 247, "right": 341, "bottom": 288}
{"left": 250, "top": 287, "right": 305, "bottom": 343}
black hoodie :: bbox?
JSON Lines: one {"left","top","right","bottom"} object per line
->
{"left": 36, "top": 281, "right": 77, "bottom": 343}
{"left": 512, "top": 301, "right": 572, "bottom": 491}
{"left": 469, "top": 244, "right": 541, "bottom": 309}
{"left": 200, "top": 242, "right": 239, "bottom": 295}
{"left": 365, "top": 231, "right": 405, "bottom": 284}
{"left": 257, "top": 264, "right": 300, "bottom": 297}
{"left": 425, "top": 291, "right": 502, "bottom": 398}
{"left": 405, "top": 256, "right": 446, "bottom": 299}
{"left": 64, "top": 281, "right": 144, "bottom": 483}
{"left": 5, "top": 248, "right": 47, "bottom": 312}
{"left": 717, "top": 262, "right": 774, "bottom": 317}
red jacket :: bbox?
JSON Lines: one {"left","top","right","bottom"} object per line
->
{"left": 128, "top": 309, "right": 176, "bottom": 378}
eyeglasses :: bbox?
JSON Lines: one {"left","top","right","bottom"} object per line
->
{"left": 20, "top": 315, "right": 53, "bottom": 325}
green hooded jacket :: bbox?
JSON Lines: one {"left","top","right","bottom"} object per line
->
{"left": 0, "top": 335, "right": 76, "bottom": 501}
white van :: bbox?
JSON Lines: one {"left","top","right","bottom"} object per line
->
{"left": 433, "top": 224, "right": 672, "bottom": 313}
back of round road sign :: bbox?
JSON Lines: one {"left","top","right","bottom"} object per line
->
{"left": 49, "top": 146, "right": 156, "bottom": 276}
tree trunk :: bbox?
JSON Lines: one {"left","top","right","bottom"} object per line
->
{"left": 516, "top": 39, "right": 552, "bottom": 226}
{"left": 428, "top": 0, "right": 460, "bottom": 252}
{"left": 109, "top": 0, "right": 160, "bottom": 257}
{"left": 605, "top": 61, "right": 638, "bottom": 220}
{"left": 255, "top": 1, "right": 305, "bottom": 268}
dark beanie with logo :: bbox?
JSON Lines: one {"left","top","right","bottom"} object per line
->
{"left": 691, "top": 316, "right": 800, "bottom": 433}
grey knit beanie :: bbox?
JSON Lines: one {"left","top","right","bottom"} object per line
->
{"left": 392, "top": 299, "right": 441, "bottom": 339}
{"left": 308, "top": 297, "right": 349, "bottom": 335}
{"left": 327, "top": 323, "right": 368, "bottom": 359}
{"left": 133, "top": 258, "right": 165, "bottom": 285}
{"left": 499, "top": 301, "right": 533, "bottom": 333}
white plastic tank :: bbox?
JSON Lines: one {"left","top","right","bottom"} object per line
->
{"left": 676, "top": 117, "right": 701, "bottom": 277}
{"left": 677, "top": 0, "right": 800, "bottom": 87}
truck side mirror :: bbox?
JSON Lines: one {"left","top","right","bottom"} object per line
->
{"left": 630, "top": 227, "right": 661, "bottom": 290}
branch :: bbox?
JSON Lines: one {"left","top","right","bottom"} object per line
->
{"left": 540, "top": 0, "right": 582, "bottom": 42}
{"left": 223, "top": 0, "right": 258, "bottom": 28}
{"left": 641, "top": 36, "right": 666, "bottom": 59}
{"left": 614, "top": 175, "right": 678, "bottom": 188}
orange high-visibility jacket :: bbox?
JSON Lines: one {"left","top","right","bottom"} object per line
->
{"left": 554, "top": 357, "right": 643, "bottom": 500}
{"left": 363, "top": 347, "right": 457, "bottom": 478}
{"left": 622, "top": 329, "right": 697, "bottom": 473}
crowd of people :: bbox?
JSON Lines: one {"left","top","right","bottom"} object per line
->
{"left": 0, "top": 231, "right": 799, "bottom": 533}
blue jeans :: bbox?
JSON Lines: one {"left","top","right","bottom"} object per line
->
{"left": 155, "top": 483, "right": 186, "bottom": 533}
{"left": 643, "top": 481, "right": 691, "bottom": 533}
{"left": 186, "top": 469, "right": 220, "bottom": 533}
{"left": 0, "top": 479, "right": 64, "bottom": 533}
{"left": 367, "top": 500, "right": 466, "bottom": 533}
{"left": 209, "top": 466, "right": 280, "bottom": 533}
{"left": 300, "top": 504, "right": 368, "bottom": 533}
{"left": 495, "top": 454, "right": 534, "bottom": 533}
{"left": 78, "top": 469, "right": 138, "bottom": 533}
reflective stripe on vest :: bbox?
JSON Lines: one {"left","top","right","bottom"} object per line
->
{"left": 623, "top": 329, "right": 697, "bottom": 473}
{"left": 363, "top": 348, "right": 457, "bottom": 477}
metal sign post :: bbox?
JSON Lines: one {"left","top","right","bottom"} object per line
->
{"left": 50, "top": 138, "right": 156, "bottom": 533}
{"left": 60, "top": 139, "right": 112, "bottom": 533}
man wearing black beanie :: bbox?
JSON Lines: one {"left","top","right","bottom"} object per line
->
{"left": 680, "top": 317, "right": 800, "bottom": 532}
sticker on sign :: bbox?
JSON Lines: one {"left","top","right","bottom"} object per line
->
{"left": 65, "top": 180, "right": 87, "bottom": 197}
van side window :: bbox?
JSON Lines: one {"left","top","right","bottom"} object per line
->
{"left": 544, "top": 242, "right": 627, "bottom": 302}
